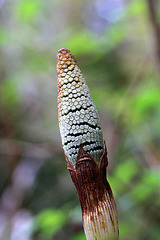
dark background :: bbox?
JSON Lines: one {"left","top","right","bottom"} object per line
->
{"left": 0, "top": 0, "right": 160, "bottom": 239}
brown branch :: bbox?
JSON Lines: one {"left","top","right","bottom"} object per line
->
{"left": 147, "top": 0, "right": 160, "bottom": 71}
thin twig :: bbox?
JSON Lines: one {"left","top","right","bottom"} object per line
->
{"left": 147, "top": 0, "right": 160, "bottom": 71}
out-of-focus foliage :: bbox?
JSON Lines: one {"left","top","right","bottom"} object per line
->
{"left": 0, "top": 0, "right": 160, "bottom": 239}
{"left": 34, "top": 208, "right": 68, "bottom": 239}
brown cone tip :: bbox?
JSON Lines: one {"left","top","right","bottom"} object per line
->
{"left": 57, "top": 48, "right": 78, "bottom": 77}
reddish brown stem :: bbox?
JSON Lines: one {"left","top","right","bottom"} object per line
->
{"left": 66, "top": 143, "right": 119, "bottom": 240}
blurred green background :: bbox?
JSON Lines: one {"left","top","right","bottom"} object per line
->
{"left": 0, "top": 0, "right": 160, "bottom": 239}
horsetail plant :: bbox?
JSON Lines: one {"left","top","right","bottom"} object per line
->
{"left": 57, "top": 48, "right": 119, "bottom": 240}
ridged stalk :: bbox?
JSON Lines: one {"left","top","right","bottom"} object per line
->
{"left": 57, "top": 48, "right": 119, "bottom": 240}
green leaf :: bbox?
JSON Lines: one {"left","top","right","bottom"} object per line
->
{"left": 119, "top": 220, "right": 133, "bottom": 238}
{"left": 105, "top": 24, "right": 126, "bottom": 49}
{"left": 34, "top": 208, "right": 68, "bottom": 239}
{"left": 14, "top": 0, "right": 41, "bottom": 22}
{"left": 65, "top": 32, "right": 96, "bottom": 55}
{"left": 131, "top": 169, "right": 160, "bottom": 203}
{"left": 114, "top": 160, "right": 139, "bottom": 182}
{"left": 0, "top": 29, "right": 7, "bottom": 46}
{"left": 127, "top": 0, "right": 147, "bottom": 16}
{"left": 134, "top": 87, "right": 160, "bottom": 114}
{"left": 109, "top": 159, "right": 139, "bottom": 194}
{"left": 71, "top": 232, "right": 86, "bottom": 240}
{"left": 126, "top": 85, "right": 160, "bottom": 126}
{"left": 0, "top": 79, "right": 19, "bottom": 107}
